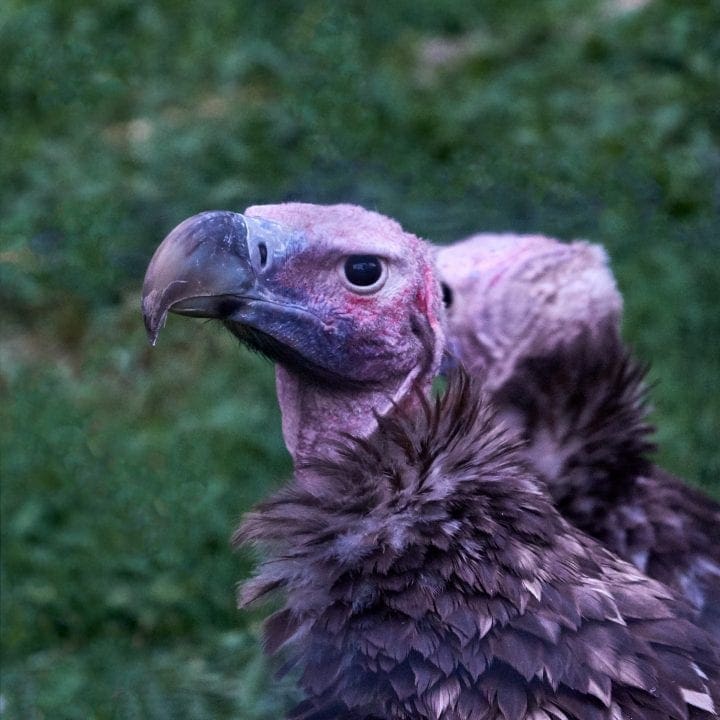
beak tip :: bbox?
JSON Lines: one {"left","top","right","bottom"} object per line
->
{"left": 141, "top": 292, "right": 165, "bottom": 347}
{"left": 145, "top": 322, "right": 161, "bottom": 346}
{"left": 143, "top": 322, "right": 160, "bottom": 347}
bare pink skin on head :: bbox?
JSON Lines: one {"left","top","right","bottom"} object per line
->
{"left": 435, "top": 233, "right": 623, "bottom": 391}
{"left": 244, "top": 203, "right": 446, "bottom": 470}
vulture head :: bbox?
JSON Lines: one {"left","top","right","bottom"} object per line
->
{"left": 436, "top": 234, "right": 623, "bottom": 391}
{"left": 143, "top": 204, "right": 445, "bottom": 459}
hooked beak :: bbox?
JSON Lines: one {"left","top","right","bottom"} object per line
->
{"left": 141, "top": 210, "right": 294, "bottom": 345}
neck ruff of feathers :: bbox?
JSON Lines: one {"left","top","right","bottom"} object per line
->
{"left": 493, "top": 326, "right": 656, "bottom": 506}
{"left": 493, "top": 327, "right": 720, "bottom": 637}
{"left": 237, "top": 370, "right": 718, "bottom": 720}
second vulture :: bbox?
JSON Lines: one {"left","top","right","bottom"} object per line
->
{"left": 143, "top": 205, "right": 719, "bottom": 720}
{"left": 436, "top": 233, "right": 720, "bottom": 640}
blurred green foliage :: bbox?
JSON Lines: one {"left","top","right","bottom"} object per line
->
{"left": 1, "top": 0, "right": 718, "bottom": 716}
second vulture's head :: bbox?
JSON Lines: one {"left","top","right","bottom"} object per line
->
{"left": 436, "top": 233, "right": 623, "bottom": 391}
{"left": 142, "top": 203, "right": 446, "bottom": 459}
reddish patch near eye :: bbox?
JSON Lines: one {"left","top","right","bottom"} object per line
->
{"left": 415, "top": 263, "right": 438, "bottom": 323}
{"left": 342, "top": 292, "right": 373, "bottom": 307}
{"left": 339, "top": 292, "right": 384, "bottom": 324}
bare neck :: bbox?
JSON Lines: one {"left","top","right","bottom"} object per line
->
{"left": 275, "top": 364, "right": 432, "bottom": 487}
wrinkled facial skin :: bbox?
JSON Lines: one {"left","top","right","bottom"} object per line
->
{"left": 233, "top": 204, "right": 440, "bottom": 389}
{"left": 143, "top": 204, "right": 444, "bottom": 391}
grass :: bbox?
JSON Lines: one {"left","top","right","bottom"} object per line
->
{"left": 1, "top": 0, "right": 719, "bottom": 716}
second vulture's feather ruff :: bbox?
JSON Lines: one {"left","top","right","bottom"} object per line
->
{"left": 238, "top": 370, "right": 719, "bottom": 720}
{"left": 437, "top": 233, "right": 720, "bottom": 633}
{"left": 493, "top": 327, "right": 720, "bottom": 640}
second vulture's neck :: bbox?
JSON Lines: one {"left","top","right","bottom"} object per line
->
{"left": 275, "top": 362, "right": 434, "bottom": 488}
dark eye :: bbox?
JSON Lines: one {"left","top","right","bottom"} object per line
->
{"left": 342, "top": 255, "right": 385, "bottom": 291}
{"left": 258, "top": 242, "right": 268, "bottom": 268}
{"left": 441, "top": 282, "right": 453, "bottom": 308}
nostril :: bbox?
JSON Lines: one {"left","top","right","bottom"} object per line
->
{"left": 258, "top": 242, "right": 268, "bottom": 268}
{"left": 441, "top": 282, "right": 453, "bottom": 308}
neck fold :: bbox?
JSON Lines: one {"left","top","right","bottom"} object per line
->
{"left": 275, "top": 363, "right": 433, "bottom": 486}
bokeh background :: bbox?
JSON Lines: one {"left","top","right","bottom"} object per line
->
{"left": 1, "top": 0, "right": 718, "bottom": 717}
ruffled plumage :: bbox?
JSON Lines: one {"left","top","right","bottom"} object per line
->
{"left": 493, "top": 327, "right": 720, "bottom": 640}
{"left": 237, "top": 370, "right": 719, "bottom": 720}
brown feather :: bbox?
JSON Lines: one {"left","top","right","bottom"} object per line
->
{"left": 492, "top": 326, "right": 720, "bottom": 639}
{"left": 236, "top": 369, "right": 720, "bottom": 719}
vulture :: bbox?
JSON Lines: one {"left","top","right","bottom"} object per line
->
{"left": 142, "top": 205, "right": 719, "bottom": 720}
{"left": 436, "top": 234, "right": 720, "bottom": 639}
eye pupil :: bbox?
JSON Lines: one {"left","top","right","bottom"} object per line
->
{"left": 344, "top": 255, "right": 382, "bottom": 287}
